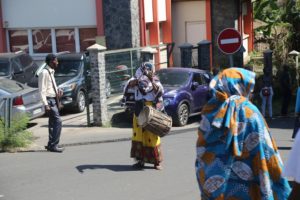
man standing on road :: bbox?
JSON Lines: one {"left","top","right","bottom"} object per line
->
{"left": 38, "top": 54, "right": 64, "bottom": 153}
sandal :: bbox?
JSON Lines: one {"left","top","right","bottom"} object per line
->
{"left": 154, "top": 164, "right": 163, "bottom": 170}
{"left": 132, "top": 161, "right": 144, "bottom": 169}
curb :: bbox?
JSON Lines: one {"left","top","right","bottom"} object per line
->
{"left": 12, "top": 127, "right": 198, "bottom": 153}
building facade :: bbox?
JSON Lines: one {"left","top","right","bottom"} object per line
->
{"left": 0, "top": 0, "right": 253, "bottom": 69}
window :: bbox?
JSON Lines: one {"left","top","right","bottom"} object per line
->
{"left": 8, "top": 28, "right": 97, "bottom": 54}
{"left": 8, "top": 30, "right": 29, "bottom": 52}
{"left": 79, "top": 28, "right": 97, "bottom": 51}
{"left": 56, "top": 29, "right": 75, "bottom": 52}
{"left": 12, "top": 60, "right": 22, "bottom": 73}
{"left": 32, "top": 29, "right": 52, "bottom": 53}
{"left": 18, "top": 54, "right": 33, "bottom": 68}
{"left": 192, "top": 73, "right": 203, "bottom": 85}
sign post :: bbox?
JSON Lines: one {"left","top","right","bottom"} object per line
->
{"left": 217, "top": 28, "right": 242, "bottom": 67}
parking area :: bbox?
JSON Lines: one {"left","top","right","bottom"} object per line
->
{"left": 29, "top": 94, "right": 127, "bottom": 128}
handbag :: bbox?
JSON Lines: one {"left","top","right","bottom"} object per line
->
{"left": 262, "top": 87, "right": 270, "bottom": 96}
{"left": 46, "top": 68, "right": 63, "bottom": 110}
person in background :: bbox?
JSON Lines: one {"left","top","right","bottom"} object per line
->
{"left": 127, "top": 62, "right": 164, "bottom": 170}
{"left": 38, "top": 54, "right": 64, "bottom": 153}
{"left": 280, "top": 64, "right": 292, "bottom": 116}
{"left": 195, "top": 68, "right": 291, "bottom": 199}
{"left": 212, "top": 67, "right": 220, "bottom": 76}
{"left": 260, "top": 68, "right": 273, "bottom": 118}
{"left": 244, "top": 64, "right": 253, "bottom": 72}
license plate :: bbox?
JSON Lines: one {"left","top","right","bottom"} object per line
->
{"left": 33, "top": 108, "right": 42, "bottom": 115}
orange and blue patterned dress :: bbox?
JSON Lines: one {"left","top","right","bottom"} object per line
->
{"left": 195, "top": 68, "right": 291, "bottom": 200}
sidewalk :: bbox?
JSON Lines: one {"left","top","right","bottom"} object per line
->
{"left": 25, "top": 100, "right": 296, "bottom": 152}
{"left": 26, "top": 113, "right": 200, "bottom": 152}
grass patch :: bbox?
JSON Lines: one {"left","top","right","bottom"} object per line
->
{"left": 0, "top": 114, "right": 33, "bottom": 152}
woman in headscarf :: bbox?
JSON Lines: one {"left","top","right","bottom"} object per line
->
{"left": 195, "top": 68, "right": 291, "bottom": 199}
{"left": 128, "top": 62, "right": 164, "bottom": 170}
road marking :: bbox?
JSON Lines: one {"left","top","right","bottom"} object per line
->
{"left": 220, "top": 38, "right": 239, "bottom": 45}
{"left": 0, "top": 195, "right": 4, "bottom": 198}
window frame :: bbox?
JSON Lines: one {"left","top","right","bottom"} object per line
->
{"left": 6, "top": 27, "right": 97, "bottom": 56}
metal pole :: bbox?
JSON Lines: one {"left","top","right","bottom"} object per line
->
{"left": 229, "top": 55, "right": 234, "bottom": 67}
{"left": 296, "top": 55, "right": 299, "bottom": 87}
{"left": 85, "top": 60, "right": 91, "bottom": 127}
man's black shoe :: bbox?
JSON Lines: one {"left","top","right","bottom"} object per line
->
{"left": 45, "top": 146, "right": 64, "bottom": 153}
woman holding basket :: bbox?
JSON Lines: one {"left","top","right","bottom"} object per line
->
{"left": 127, "top": 62, "right": 164, "bottom": 170}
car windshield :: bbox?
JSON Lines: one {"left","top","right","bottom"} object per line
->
{"left": 0, "top": 61, "right": 10, "bottom": 76}
{"left": 54, "top": 60, "right": 81, "bottom": 77}
{"left": 0, "top": 79, "right": 27, "bottom": 93}
{"left": 157, "top": 70, "right": 190, "bottom": 87}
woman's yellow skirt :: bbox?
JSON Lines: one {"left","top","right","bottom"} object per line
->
{"left": 130, "top": 102, "right": 162, "bottom": 164}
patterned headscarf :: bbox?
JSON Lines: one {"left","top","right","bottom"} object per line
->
{"left": 201, "top": 67, "right": 255, "bottom": 156}
{"left": 196, "top": 67, "right": 291, "bottom": 199}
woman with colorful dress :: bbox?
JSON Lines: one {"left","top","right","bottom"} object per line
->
{"left": 195, "top": 68, "right": 291, "bottom": 199}
{"left": 128, "top": 62, "right": 164, "bottom": 170}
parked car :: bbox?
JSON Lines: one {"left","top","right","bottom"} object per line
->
{"left": 0, "top": 51, "right": 39, "bottom": 87}
{"left": 0, "top": 78, "right": 45, "bottom": 120}
{"left": 121, "top": 67, "right": 212, "bottom": 126}
{"left": 35, "top": 52, "right": 111, "bottom": 113}
{"left": 157, "top": 67, "right": 212, "bottom": 126}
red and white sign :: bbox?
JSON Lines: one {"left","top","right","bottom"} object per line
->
{"left": 217, "top": 28, "right": 242, "bottom": 54}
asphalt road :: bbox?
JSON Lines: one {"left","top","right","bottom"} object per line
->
{"left": 0, "top": 117, "right": 295, "bottom": 200}
{"left": 0, "top": 129, "right": 199, "bottom": 200}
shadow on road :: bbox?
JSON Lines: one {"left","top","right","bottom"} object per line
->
{"left": 277, "top": 146, "right": 292, "bottom": 150}
{"left": 76, "top": 164, "right": 144, "bottom": 173}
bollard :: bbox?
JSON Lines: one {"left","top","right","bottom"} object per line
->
{"left": 197, "top": 40, "right": 211, "bottom": 70}
{"left": 178, "top": 43, "right": 193, "bottom": 68}
{"left": 263, "top": 49, "right": 273, "bottom": 76}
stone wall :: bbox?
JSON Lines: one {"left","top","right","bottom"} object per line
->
{"left": 211, "top": 0, "right": 239, "bottom": 68}
{"left": 103, "top": 0, "right": 140, "bottom": 50}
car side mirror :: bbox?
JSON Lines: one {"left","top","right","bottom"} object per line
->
{"left": 192, "top": 82, "right": 199, "bottom": 90}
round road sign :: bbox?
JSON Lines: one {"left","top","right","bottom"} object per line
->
{"left": 217, "top": 28, "right": 242, "bottom": 54}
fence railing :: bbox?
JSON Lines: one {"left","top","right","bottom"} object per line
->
{"left": 103, "top": 43, "right": 172, "bottom": 95}
{"left": 0, "top": 97, "right": 12, "bottom": 130}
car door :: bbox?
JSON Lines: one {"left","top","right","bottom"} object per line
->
{"left": 191, "top": 72, "right": 209, "bottom": 113}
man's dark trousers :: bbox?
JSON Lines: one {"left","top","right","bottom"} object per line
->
{"left": 47, "top": 98, "right": 62, "bottom": 148}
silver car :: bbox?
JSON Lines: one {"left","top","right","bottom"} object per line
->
{"left": 0, "top": 78, "right": 45, "bottom": 120}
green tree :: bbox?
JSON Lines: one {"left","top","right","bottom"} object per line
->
{"left": 253, "top": 0, "right": 293, "bottom": 66}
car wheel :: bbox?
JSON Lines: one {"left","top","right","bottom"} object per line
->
{"left": 76, "top": 90, "right": 86, "bottom": 113}
{"left": 106, "top": 80, "right": 111, "bottom": 98}
{"left": 174, "top": 103, "right": 189, "bottom": 127}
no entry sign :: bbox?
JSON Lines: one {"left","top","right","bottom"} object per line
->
{"left": 217, "top": 28, "right": 242, "bottom": 54}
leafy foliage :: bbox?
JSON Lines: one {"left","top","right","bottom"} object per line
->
{"left": 253, "top": 0, "right": 300, "bottom": 70}
{"left": 0, "top": 114, "right": 33, "bottom": 152}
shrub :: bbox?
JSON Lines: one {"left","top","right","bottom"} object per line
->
{"left": 0, "top": 114, "right": 33, "bottom": 152}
